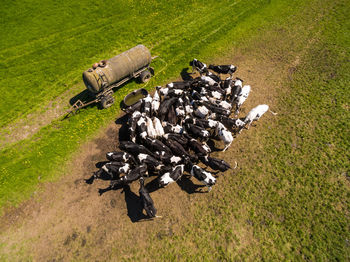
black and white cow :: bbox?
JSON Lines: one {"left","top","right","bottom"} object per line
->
{"left": 101, "top": 162, "right": 131, "bottom": 178}
{"left": 159, "top": 165, "right": 185, "bottom": 187}
{"left": 200, "top": 75, "right": 219, "bottom": 86}
{"left": 230, "top": 77, "right": 243, "bottom": 104}
{"left": 185, "top": 123, "right": 210, "bottom": 140}
{"left": 215, "top": 122, "right": 234, "bottom": 151}
{"left": 155, "top": 151, "right": 183, "bottom": 166}
{"left": 110, "top": 164, "right": 148, "bottom": 187}
{"left": 184, "top": 116, "right": 218, "bottom": 129}
{"left": 142, "top": 94, "right": 153, "bottom": 117}
{"left": 128, "top": 111, "right": 142, "bottom": 143}
{"left": 187, "top": 138, "right": 211, "bottom": 156}
{"left": 119, "top": 141, "right": 155, "bottom": 158}
{"left": 190, "top": 165, "right": 216, "bottom": 192}
{"left": 136, "top": 115, "right": 148, "bottom": 140}
{"left": 189, "top": 58, "right": 208, "bottom": 75}
{"left": 166, "top": 81, "right": 191, "bottom": 90}
{"left": 202, "top": 101, "right": 231, "bottom": 117}
{"left": 162, "top": 122, "right": 184, "bottom": 134}
{"left": 146, "top": 116, "right": 157, "bottom": 139}
{"left": 151, "top": 90, "right": 161, "bottom": 115}
{"left": 106, "top": 151, "right": 136, "bottom": 165}
{"left": 137, "top": 153, "right": 163, "bottom": 171}
{"left": 193, "top": 103, "right": 211, "bottom": 119}
{"left": 218, "top": 116, "right": 245, "bottom": 131}
{"left": 142, "top": 137, "right": 172, "bottom": 155}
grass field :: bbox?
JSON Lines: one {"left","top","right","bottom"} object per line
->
{"left": 0, "top": 0, "right": 349, "bottom": 260}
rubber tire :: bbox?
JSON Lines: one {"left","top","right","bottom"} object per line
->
{"left": 139, "top": 70, "right": 152, "bottom": 83}
{"left": 101, "top": 95, "right": 115, "bottom": 109}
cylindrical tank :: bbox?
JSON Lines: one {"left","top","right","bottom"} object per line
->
{"left": 82, "top": 45, "right": 152, "bottom": 94}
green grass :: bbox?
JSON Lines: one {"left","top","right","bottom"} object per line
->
{"left": 0, "top": 0, "right": 349, "bottom": 260}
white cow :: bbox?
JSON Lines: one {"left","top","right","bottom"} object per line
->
{"left": 235, "top": 85, "right": 251, "bottom": 115}
{"left": 244, "top": 104, "right": 270, "bottom": 129}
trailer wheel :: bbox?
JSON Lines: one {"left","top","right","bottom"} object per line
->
{"left": 139, "top": 70, "right": 152, "bottom": 83}
{"left": 101, "top": 95, "right": 114, "bottom": 109}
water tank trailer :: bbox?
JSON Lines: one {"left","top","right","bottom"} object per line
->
{"left": 66, "top": 45, "right": 155, "bottom": 116}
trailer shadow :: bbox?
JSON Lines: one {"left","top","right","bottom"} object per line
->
{"left": 69, "top": 89, "right": 96, "bottom": 107}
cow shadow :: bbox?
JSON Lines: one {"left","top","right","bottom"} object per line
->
{"left": 206, "top": 139, "right": 222, "bottom": 153}
{"left": 123, "top": 185, "right": 148, "bottom": 222}
{"left": 115, "top": 114, "right": 130, "bottom": 142}
{"left": 176, "top": 176, "right": 207, "bottom": 194}
{"left": 98, "top": 183, "right": 124, "bottom": 196}
{"left": 180, "top": 67, "right": 194, "bottom": 81}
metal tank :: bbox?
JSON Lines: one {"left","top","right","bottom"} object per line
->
{"left": 82, "top": 45, "right": 152, "bottom": 94}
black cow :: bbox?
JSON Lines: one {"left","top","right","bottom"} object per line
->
{"left": 200, "top": 156, "right": 231, "bottom": 172}
{"left": 167, "top": 104, "right": 177, "bottom": 125}
{"left": 163, "top": 133, "right": 188, "bottom": 147}
{"left": 158, "top": 97, "right": 178, "bottom": 121}
{"left": 123, "top": 100, "right": 142, "bottom": 114}
{"left": 209, "top": 64, "right": 237, "bottom": 75}
{"left": 139, "top": 177, "right": 157, "bottom": 218}
{"left": 164, "top": 139, "right": 191, "bottom": 159}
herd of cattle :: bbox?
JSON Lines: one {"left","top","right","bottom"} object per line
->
{"left": 85, "top": 59, "right": 274, "bottom": 219}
